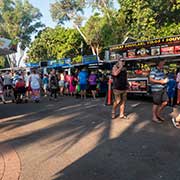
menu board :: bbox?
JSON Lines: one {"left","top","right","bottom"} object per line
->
{"left": 127, "top": 49, "right": 136, "bottom": 58}
{"left": 83, "top": 55, "right": 98, "bottom": 64}
{"left": 151, "top": 46, "right": 160, "bottom": 56}
{"left": 174, "top": 46, "right": 180, "bottom": 54}
{"left": 136, "top": 48, "right": 150, "bottom": 57}
{"left": 109, "top": 35, "right": 180, "bottom": 60}
{"left": 161, "top": 46, "right": 174, "bottom": 55}
{"left": 128, "top": 78, "right": 148, "bottom": 93}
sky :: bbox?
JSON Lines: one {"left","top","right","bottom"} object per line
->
{"left": 28, "top": 0, "right": 119, "bottom": 28}
{"left": 29, "top": 0, "right": 57, "bottom": 28}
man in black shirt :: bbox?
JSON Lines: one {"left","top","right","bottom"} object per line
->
{"left": 111, "top": 59, "right": 128, "bottom": 119}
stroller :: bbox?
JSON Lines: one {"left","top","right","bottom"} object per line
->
{"left": 14, "top": 77, "right": 27, "bottom": 104}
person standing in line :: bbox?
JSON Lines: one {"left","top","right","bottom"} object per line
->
{"left": 88, "top": 71, "right": 97, "bottom": 100}
{"left": 167, "top": 73, "right": 176, "bottom": 107}
{"left": 24, "top": 71, "right": 31, "bottom": 100}
{"left": 64, "top": 71, "right": 70, "bottom": 96}
{"left": 78, "top": 67, "right": 88, "bottom": 99}
{"left": 3, "top": 71, "right": 13, "bottom": 97}
{"left": 42, "top": 74, "right": 49, "bottom": 97}
{"left": 176, "top": 68, "right": 180, "bottom": 104}
{"left": 29, "top": 69, "right": 41, "bottom": 103}
{"left": 149, "top": 60, "right": 168, "bottom": 123}
{"left": 49, "top": 69, "right": 59, "bottom": 101}
{"left": 69, "top": 72, "right": 76, "bottom": 96}
{"left": 111, "top": 59, "right": 128, "bottom": 119}
{"left": 0, "top": 73, "right": 6, "bottom": 104}
{"left": 58, "top": 70, "right": 65, "bottom": 96}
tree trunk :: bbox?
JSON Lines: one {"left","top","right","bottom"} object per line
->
{"left": 90, "top": 45, "right": 96, "bottom": 55}
{"left": 17, "top": 56, "right": 23, "bottom": 67}
{"left": 6, "top": 55, "right": 12, "bottom": 69}
{"left": 96, "top": 46, "right": 100, "bottom": 61}
{"left": 67, "top": 14, "right": 89, "bottom": 44}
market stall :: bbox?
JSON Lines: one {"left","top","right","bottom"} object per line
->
{"left": 107, "top": 35, "right": 180, "bottom": 94}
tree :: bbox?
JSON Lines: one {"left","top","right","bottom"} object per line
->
{"left": 28, "top": 26, "right": 86, "bottom": 62}
{"left": 50, "top": 0, "right": 87, "bottom": 42}
{"left": 0, "top": 0, "right": 44, "bottom": 67}
{"left": 118, "top": 0, "right": 180, "bottom": 40}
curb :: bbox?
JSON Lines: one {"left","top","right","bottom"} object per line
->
{"left": 0, "top": 143, "right": 21, "bottom": 180}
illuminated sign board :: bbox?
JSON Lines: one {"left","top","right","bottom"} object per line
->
{"left": 110, "top": 35, "right": 180, "bottom": 51}
{"left": 109, "top": 35, "right": 180, "bottom": 60}
{"left": 82, "top": 55, "right": 98, "bottom": 64}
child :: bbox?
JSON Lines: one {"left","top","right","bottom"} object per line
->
{"left": 167, "top": 73, "right": 176, "bottom": 107}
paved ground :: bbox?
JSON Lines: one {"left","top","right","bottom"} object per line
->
{"left": 0, "top": 96, "right": 180, "bottom": 180}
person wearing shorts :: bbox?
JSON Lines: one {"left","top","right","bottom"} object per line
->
{"left": 88, "top": 71, "right": 97, "bottom": 99}
{"left": 111, "top": 59, "right": 128, "bottom": 119}
{"left": 149, "top": 60, "right": 168, "bottom": 123}
{"left": 78, "top": 68, "right": 88, "bottom": 99}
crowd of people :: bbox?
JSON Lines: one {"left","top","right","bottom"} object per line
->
{"left": 1, "top": 60, "right": 180, "bottom": 128}
{"left": 0, "top": 68, "right": 108, "bottom": 104}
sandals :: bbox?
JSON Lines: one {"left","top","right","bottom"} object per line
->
{"left": 119, "top": 115, "right": 127, "bottom": 119}
{"left": 172, "top": 117, "right": 180, "bottom": 128}
{"left": 157, "top": 116, "right": 165, "bottom": 122}
{"left": 152, "top": 118, "right": 162, "bottom": 124}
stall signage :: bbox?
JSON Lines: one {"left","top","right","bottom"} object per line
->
{"left": 151, "top": 46, "right": 160, "bottom": 56}
{"left": 127, "top": 49, "right": 136, "bottom": 58}
{"left": 110, "top": 35, "right": 180, "bottom": 51}
{"left": 174, "top": 46, "right": 180, "bottom": 54}
{"left": 82, "top": 55, "right": 98, "bottom": 64}
{"left": 64, "top": 58, "right": 71, "bottom": 65}
{"left": 26, "top": 62, "right": 39, "bottom": 68}
{"left": 48, "top": 60, "right": 58, "bottom": 66}
{"left": 128, "top": 78, "right": 148, "bottom": 93}
{"left": 161, "top": 46, "right": 174, "bottom": 55}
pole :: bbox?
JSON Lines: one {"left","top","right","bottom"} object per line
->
{"left": 107, "top": 75, "right": 113, "bottom": 105}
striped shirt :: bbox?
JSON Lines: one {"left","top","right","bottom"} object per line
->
{"left": 149, "top": 67, "right": 166, "bottom": 92}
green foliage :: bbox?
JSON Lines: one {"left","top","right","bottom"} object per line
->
{"left": 72, "top": 55, "right": 82, "bottom": 64}
{"left": 118, "top": 0, "right": 180, "bottom": 40}
{"left": 0, "top": 56, "right": 5, "bottom": 68}
{"left": 0, "top": 0, "right": 44, "bottom": 50}
{"left": 27, "top": 26, "right": 84, "bottom": 62}
{"left": 50, "top": 0, "right": 85, "bottom": 25}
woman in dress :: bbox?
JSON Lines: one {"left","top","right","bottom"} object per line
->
{"left": 69, "top": 72, "right": 77, "bottom": 96}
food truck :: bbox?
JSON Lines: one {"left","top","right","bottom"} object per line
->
{"left": 106, "top": 35, "right": 180, "bottom": 94}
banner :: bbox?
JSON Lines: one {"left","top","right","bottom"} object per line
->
{"left": 82, "top": 55, "right": 98, "bottom": 65}
{"left": 110, "top": 35, "right": 180, "bottom": 51}
{"left": 128, "top": 78, "right": 148, "bottom": 93}
{"left": 161, "top": 46, "right": 174, "bottom": 55}
{"left": 25, "top": 62, "right": 39, "bottom": 68}
{"left": 0, "top": 37, "right": 17, "bottom": 55}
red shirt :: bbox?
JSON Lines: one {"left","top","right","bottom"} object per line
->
{"left": 15, "top": 81, "right": 25, "bottom": 89}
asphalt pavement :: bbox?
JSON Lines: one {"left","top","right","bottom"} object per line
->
{"left": 0, "top": 96, "right": 180, "bottom": 180}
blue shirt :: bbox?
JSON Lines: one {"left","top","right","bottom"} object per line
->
{"left": 149, "top": 67, "right": 166, "bottom": 92}
{"left": 43, "top": 77, "right": 49, "bottom": 85}
{"left": 78, "top": 70, "right": 88, "bottom": 85}
{"left": 167, "top": 79, "right": 176, "bottom": 92}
